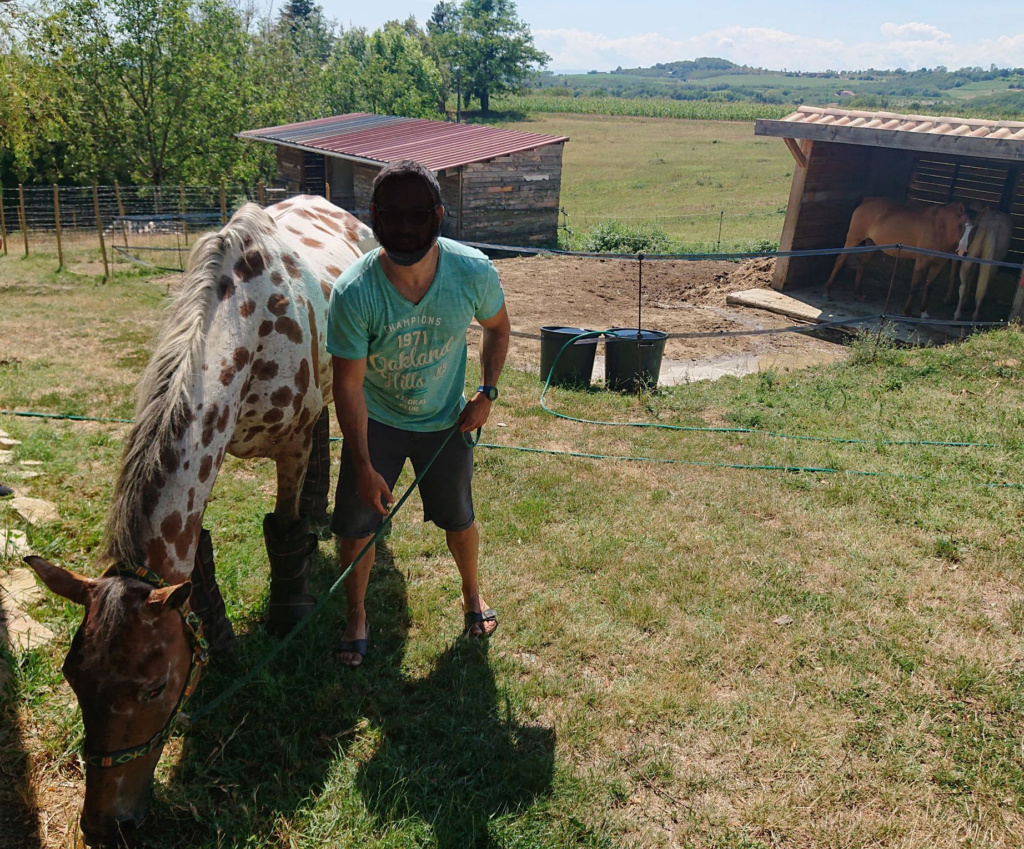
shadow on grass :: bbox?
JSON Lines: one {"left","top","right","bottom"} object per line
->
{"left": 357, "top": 549, "right": 555, "bottom": 848}
{"left": 0, "top": 605, "right": 43, "bottom": 849}
{"left": 148, "top": 538, "right": 553, "bottom": 846}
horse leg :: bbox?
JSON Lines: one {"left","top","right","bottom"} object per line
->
{"left": 264, "top": 434, "right": 319, "bottom": 635}
{"left": 188, "top": 528, "right": 237, "bottom": 654}
{"left": 918, "top": 260, "right": 946, "bottom": 319}
{"left": 852, "top": 249, "right": 874, "bottom": 301}
{"left": 823, "top": 253, "right": 848, "bottom": 300}
{"left": 954, "top": 258, "right": 975, "bottom": 321}
{"left": 945, "top": 259, "right": 961, "bottom": 305}
{"left": 298, "top": 407, "right": 331, "bottom": 525}
{"left": 902, "top": 259, "right": 927, "bottom": 316}
{"left": 972, "top": 258, "right": 994, "bottom": 323}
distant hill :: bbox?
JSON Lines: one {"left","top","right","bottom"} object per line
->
{"left": 532, "top": 59, "right": 1024, "bottom": 118}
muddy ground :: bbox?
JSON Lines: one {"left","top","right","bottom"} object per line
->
{"left": 490, "top": 254, "right": 846, "bottom": 376}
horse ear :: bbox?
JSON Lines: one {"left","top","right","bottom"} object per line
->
{"left": 147, "top": 582, "right": 192, "bottom": 613}
{"left": 24, "top": 556, "right": 94, "bottom": 606}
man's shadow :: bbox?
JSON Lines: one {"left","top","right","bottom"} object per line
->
{"left": 356, "top": 546, "right": 556, "bottom": 848}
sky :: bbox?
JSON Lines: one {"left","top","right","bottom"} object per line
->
{"left": 313, "top": 0, "right": 1024, "bottom": 73}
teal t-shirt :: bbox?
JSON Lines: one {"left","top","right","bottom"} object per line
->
{"left": 326, "top": 237, "right": 505, "bottom": 431}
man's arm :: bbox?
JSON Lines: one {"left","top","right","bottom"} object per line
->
{"left": 332, "top": 355, "right": 393, "bottom": 515}
{"left": 457, "top": 303, "right": 510, "bottom": 433}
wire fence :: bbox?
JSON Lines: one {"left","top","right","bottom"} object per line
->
{"left": 0, "top": 182, "right": 325, "bottom": 272}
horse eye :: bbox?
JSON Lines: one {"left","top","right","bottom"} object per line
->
{"left": 143, "top": 683, "right": 167, "bottom": 701}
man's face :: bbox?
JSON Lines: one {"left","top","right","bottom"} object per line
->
{"left": 371, "top": 177, "right": 443, "bottom": 266}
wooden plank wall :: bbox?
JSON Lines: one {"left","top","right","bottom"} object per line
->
{"left": 459, "top": 145, "right": 564, "bottom": 245}
{"left": 774, "top": 140, "right": 870, "bottom": 289}
{"left": 276, "top": 147, "right": 303, "bottom": 192}
{"left": 907, "top": 154, "right": 1024, "bottom": 266}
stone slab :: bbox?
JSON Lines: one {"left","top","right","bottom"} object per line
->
{"left": 6, "top": 497, "right": 60, "bottom": 525}
{"left": 0, "top": 604, "right": 55, "bottom": 650}
{"left": 0, "top": 437, "right": 21, "bottom": 448}
{"left": 0, "top": 531, "right": 32, "bottom": 560}
{"left": 0, "top": 451, "right": 12, "bottom": 465}
{"left": 0, "top": 568, "right": 44, "bottom": 606}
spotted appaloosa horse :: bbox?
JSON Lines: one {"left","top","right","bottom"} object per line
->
{"left": 25, "top": 195, "right": 375, "bottom": 847}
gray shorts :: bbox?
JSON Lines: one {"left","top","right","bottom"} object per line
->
{"left": 331, "top": 418, "right": 475, "bottom": 539}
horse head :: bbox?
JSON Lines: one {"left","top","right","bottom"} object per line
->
{"left": 26, "top": 556, "right": 198, "bottom": 848}
{"left": 943, "top": 201, "right": 972, "bottom": 255}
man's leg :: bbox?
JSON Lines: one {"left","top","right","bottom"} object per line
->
{"left": 331, "top": 419, "right": 407, "bottom": 667}
{"left": 445, "top": 521, "right": 497, "bottom": 637}
{"left": 335, "top": 535, "right": 374, "bottom": 666}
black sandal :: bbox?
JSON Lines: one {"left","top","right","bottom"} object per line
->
{"left": 334, "top": 622, "right": 370, "bottom": 666}
{"left": 462, "top": 608, "right": 498, "bottom": 638}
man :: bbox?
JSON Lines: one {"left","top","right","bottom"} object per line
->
{"left": 326, "top": 160, "right": 511, "bottom": 667}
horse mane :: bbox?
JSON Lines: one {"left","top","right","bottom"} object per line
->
{"left": 104, "top": 204, "right": 273, "bottom": 567}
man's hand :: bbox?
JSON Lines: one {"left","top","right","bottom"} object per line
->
{"left": 356, "top": 465, "right": 394, "bottom": 516}
{"left": 456, "top": 394, "right": 492, "bottom": 433}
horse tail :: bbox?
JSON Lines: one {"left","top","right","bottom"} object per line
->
{"left": 105, "top": 204, "right": 275, "bottom": 566}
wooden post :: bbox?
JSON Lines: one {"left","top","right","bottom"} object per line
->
{"left": 179, "top": 182, "right": 189, "bottom": 246}
{"left": 53, "top": 185, "right": 64, "bottom": 269}
{"left": 93, "top": 184, "right": 109, "bottom": 281}
{"left": 257, "top": 181, "right": 266, "bottom": 206}
{"left": 325, "top": 181, "right": 331, "bottom": 202}
{"left": 220, "top": 180, "right": 227, "bottom": 224}
{"left": 114, "top": 180, "right": 128, "bottom": 248}
{"left": 0, "top": 186, "right": 7, "bottom": 255}
{"left": 18, "top": 184, "right": 29, "bottom": 256}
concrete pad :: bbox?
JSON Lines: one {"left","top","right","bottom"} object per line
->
{"left": 0, "top": 531, "right": 32, "bottom": 560}
{"left": 0, "top": 568, "right": 44, "bottom": 606}
{"left": 6, "top": 497, "right": 60, "bottom": 525}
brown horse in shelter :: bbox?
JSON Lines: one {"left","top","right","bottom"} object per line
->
{"left": 25, "top": 195, "right": 374, "bottom": 847}
{"left": 824, "top": 197, "right": 971, "bottom": 316}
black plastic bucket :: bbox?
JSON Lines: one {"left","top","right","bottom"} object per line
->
{"left": 540, "top": 326, "right": 598, "bottom": 388}
{"left": 604, "top": 328, "right": 668, "bottom": 392}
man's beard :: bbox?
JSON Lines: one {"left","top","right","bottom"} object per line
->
{"left": 372, "top": 215, "right": 442, "bottom": 267}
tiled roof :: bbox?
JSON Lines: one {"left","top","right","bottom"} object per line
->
{"left": 238, "top": 113, "right": 569, "bottom": 172}
{"left": 755, "top": 106, "right": 1024, "bottom": 161}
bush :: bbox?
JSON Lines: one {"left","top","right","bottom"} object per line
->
{"left": 579, "top": 219, "right": 673, "bottom": 254}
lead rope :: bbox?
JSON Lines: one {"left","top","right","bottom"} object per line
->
{"left": 187, "top": 423, "right": 479, "bottom": 724}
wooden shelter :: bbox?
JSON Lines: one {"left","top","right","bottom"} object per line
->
{"left": 238, "top": 113, "right": 568, "bottom": 246}
{"left": 755, "top": 107, "right": 1024, "bottom": 291}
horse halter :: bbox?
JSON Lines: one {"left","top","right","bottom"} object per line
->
{"left": 82, "top": 563, "right": 209, "bottom": 769}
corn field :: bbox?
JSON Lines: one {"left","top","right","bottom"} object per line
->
{"left": 495, "top": 95, "right": 791, "bottom": 122}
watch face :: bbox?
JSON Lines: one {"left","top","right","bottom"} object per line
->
{"left": 480, "top": 385, "right": 497, "bottom": 400}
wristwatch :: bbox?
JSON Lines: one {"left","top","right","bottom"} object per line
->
{"left": 477, "top": 384, "right": 498, "bottom": 401}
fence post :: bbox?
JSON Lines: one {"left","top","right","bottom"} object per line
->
{"left": 0, "top": 186, "right": 7, "bottom": 256}
{"left": 53, "top": 185, "right": 63, "bottom": 270}
{"left": 114, "top": 180, "right": 128, "bottom": 248}
{"left": 325, "top": 180, "right": 331, "bottom": 202}
{"left": 93, "top": 184, "right": 109, "bottom": 281}
{"left": 220, "top": 180, "right": 227, "bottom": 225}
{"left": 179, "top": 182, "right": 189, "bottom": 246}
{"left": 257, "top": 181, "right": 266, "bottom": 206}
{"left": 18, "top": 184, "right": 29, "bottom": 256}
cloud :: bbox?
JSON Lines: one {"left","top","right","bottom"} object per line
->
{"left": 535, "top": 25, "right": 1024, "bottom": 73}
{"left": 880, "top": 22, "right": 951, "bottom": 42}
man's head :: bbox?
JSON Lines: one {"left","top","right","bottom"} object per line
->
{"left": 370, "top": 160, "right": 444, "bottom": 267}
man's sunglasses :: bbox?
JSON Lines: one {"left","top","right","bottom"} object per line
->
{"left": 375, "top": 206, "right": 439, "bottom": 227}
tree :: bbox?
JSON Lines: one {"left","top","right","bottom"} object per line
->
{"left": 356, "top": 21, "right": 442, "bottom": 118}
{"left": 428, "top": 0, "right": 548, "bottom": 115}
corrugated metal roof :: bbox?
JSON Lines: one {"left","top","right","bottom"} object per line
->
{"left": 238, "top": 112, "right": 569, "bottom": 172}
{"left": 756, "top": 106, "right": 1024, "bottom": 162}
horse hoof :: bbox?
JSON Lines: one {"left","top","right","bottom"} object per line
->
{"left": 920, "top": 311, "right": 930, "bottom": 320}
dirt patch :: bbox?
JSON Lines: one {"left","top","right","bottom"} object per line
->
{"left": 492, "top": 254, "right": 844, "bottom": 372}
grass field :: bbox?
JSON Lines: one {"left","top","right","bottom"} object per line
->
{"left": 498, "top": 113, "right": 793, "bottom": 250}
{"left": 4, "top": 250, "right": 1024, "bottom": 847}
